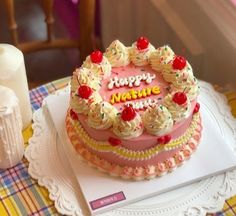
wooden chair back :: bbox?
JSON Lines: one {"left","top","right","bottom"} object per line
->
{"left": 4, "top": 0, "right": 96, "bottom": 62}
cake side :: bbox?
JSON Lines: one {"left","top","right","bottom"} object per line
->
{"left": 66, "top": 112, "right": 202, "bottom": 180}
{"left": 66, "top": 111, "right": 201, "bottom": 166}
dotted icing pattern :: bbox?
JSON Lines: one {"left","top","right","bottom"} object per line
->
{"left": 66, "top": 112, "right": 200, "bottom": 161}
{"left": 70, "top": 38, "right": 200, "bottom": 139}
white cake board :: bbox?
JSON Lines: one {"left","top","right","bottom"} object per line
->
{"left": 45, "top": 94, "right": 236, "bottom": 215}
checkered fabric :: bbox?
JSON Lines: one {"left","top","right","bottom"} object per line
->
{"left": 0, "top": 77, "right": 69, "bottom": 216}
{"left": 0, "top": 77, "right": 235, "bottom": 216}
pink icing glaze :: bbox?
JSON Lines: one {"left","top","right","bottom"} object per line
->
{"left": 77, "top": 111, "right": 195, "bottom": 151}
{"left": 66, "top": 114, "right": 202, "bottom": 167}
{"left": 76, "top": 63, "right": 196, "bottom": 150}
{"left": 99, "top": 64, "right": 168, "bottom": 110}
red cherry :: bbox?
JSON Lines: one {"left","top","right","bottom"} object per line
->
{"left": 172, "top": 92, "right": 187, "bottom": 105}
{"left": 193, "top": 102, "right": 200, "bottom": 113}
{"left": 157, "top": 135, "right": 172, "bottom": 144}
{"left": 164, "top": 135, "right": 171, "bottom": 144}
{"left": 121, "top": 106, "right": 137, "bottom": 121}
{"left": 136, "top": 36, "right": 149, "bottom": 50}
{"left": 108, "top": 137, "right": 121, "bottom": 146}
{"left": 78, "top": 85, "right": 92, "bottom": 99}
{"left": 70, "top": 109, "right": 78, "bottom": 120}
{"left": 157, "top": 136, "right": 166, "bottom": 144}
{"left": 90, "top": 50, "right": 103, "bottom": 63}
{"left": 172, "top": 55, "right": 186, "bottom": 70}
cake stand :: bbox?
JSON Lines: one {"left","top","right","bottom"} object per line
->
{"left": 25, "top": 81, "right": 236, "bottom": 216}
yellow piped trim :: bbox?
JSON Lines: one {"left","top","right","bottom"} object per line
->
{"left": 68, "top": 112, "right": 200, "bottom": 161}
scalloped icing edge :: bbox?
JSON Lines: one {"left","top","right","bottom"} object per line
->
{"left": 66, "top": 114, "right": 202, "bottom": 181}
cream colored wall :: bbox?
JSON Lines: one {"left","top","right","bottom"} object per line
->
{"left": 100, "top": 0, "right": 236, "bottom": 87}
{"left": 170, "top": 0, "right": 236, "bottom": 87}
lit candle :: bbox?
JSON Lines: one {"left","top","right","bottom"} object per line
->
{"left": 0, "top": 44, "right": 32, "bottom": 129}
{"left": 0, "top": 85, "right": 24, "bottom": 169}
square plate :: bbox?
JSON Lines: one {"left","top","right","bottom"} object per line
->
{"left": 46, "top": 94, "right": 236, "bottom": 215}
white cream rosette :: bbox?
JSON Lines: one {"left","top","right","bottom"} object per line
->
{"left": 163, "top": 93, "right": 191, "bottom": 122}
{"left": 150, "top": 45, "right": 175, "bottom": 72}
{"left": 112, "top": 113, "right": 144, "bottom": 139}
{"left": 162, "top": 61, "right": 193, "bottom": 84}
{"left": 171, "top": 75, "right": 200, "bottom": 101}
{"left": 129, "top": 42, "right": 155, "bottom": 66}
{"left": 143, "top": 104, "right": 173, "bottom": 136}
{"left": 82, "top": 55, "right": 111, "bottom": 78}
{"left": 87, "top": 101, "right": 117, "bottom": 129}
{"left": 73, "top": 67, "right": 101, "bottom": 91}
{"left": 70, "top": 91, "right": 102, "bottom": 115}
{"left": 104, "top": 40, "right": 130, "bottom": 67}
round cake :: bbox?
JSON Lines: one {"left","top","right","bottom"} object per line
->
{"left": 66, "top": 37, "right": 202, "bottom": 180}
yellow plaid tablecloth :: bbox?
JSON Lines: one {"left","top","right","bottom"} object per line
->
{"left": 0, "top": 77, "right": 235, "bottom": 216}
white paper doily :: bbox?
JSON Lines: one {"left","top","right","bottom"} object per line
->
{"left": 25, "top": 81, "right": 236, "bottom": 216}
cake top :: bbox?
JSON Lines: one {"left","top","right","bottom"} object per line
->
{"left": 70, "top": 37, "right": 200, "bottom": 140}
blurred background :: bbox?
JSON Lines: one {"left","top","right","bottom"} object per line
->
{"left": 0, "top": 0, "right": 236, "bottom": 89}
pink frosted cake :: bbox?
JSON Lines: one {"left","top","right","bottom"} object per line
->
{"left": 66, "top": 37, "right": 202, "bottom": 180}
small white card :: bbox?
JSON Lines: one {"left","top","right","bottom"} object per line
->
{"left": 46, "top": 94, "right": 236, "bottom": 215}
